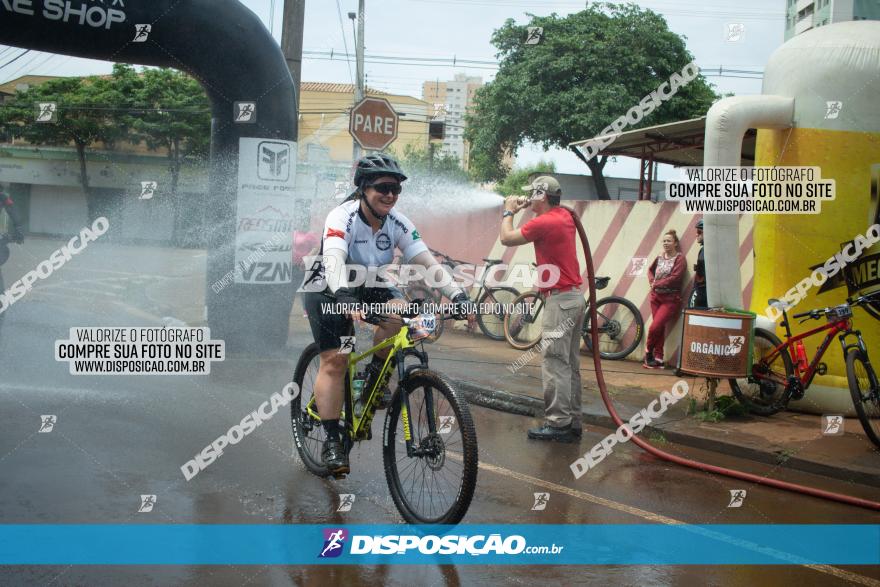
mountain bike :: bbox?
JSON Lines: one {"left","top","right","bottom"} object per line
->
{"left": 502, "top": 277, "right": 644, "bottom": 360}
{"left": 290, "top": 308, "right": 479, "bottom": 524}
{"left": 403, "top": 248, "right": 520, "bottom": 341}
{"left": 729, "top": 292, "right": 880, "bottom": 448}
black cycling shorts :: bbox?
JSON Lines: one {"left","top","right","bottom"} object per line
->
{"left": 303, "top": 287, "right": 404, "bottom": 352}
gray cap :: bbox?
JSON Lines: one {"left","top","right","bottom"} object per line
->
{"left": 521, "top": 175, "right": 562, "bottom": 196}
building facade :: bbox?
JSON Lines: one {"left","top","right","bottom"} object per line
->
{"left": 0, "top": 77, "right": 431, "bottom": 241}
{"left": 422, "top": 74, "right": 483, "bottom": 168}
{"left": 298, "top": 82, "right": 431, "bottom": 165}
{"left": 784, "top": 0, "right": 880, "bottom": 39}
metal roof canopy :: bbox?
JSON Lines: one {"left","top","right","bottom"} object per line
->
{"left": 569, "top": 117, "right": 756, "bottom": 200}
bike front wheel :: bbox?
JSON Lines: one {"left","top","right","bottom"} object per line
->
{"left": 503, "top": 291, "right": 543, "bottom": 350}
{"left": 729, "top": 328, "right": 793, "bottom": 416}
{"left": 290, "top": 342, "right": 332, "bottom": 477}
{"left": 582, "top": 296, "right": 644, "bottom": 360}
{"left": 383, "top": 370, "right": 478, "bottom": 524}
{"left": 846, "top": 348, "right": 880, "bottom": 448}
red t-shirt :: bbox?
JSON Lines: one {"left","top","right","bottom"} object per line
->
{"left": 520, "top": 207, "right": 583, "bottom": 293}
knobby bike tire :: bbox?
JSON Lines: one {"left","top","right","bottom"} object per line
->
{"left": 476, "top": 286, "right": 521, "bottom": 340}
{"left": 382, "top": 370, "right": 478, "bottom": 524}
{"left": 503, "top": 291, "right": 543, "bottom": 351}
{"left": 290, "top": 342, "right": 332, "bottom": 477}
{"left": 729, "top": 328, "right": 794, "bottom": 416}
{"left": 846, "top": 348, "right": 880, "bottom": 448}
{"left": 582, "top": 296, "right": 644, "bottom": 360}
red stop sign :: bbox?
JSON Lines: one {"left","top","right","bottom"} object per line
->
{"left": 349, "top": 97, "right": 399, "bottom": 151}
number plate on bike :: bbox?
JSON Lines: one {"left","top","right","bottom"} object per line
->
{"left": 828, "top": 304, "right": 852, "bottom": 320}
{"left": 408, "top": 314, "right": 436, "bottom": 341}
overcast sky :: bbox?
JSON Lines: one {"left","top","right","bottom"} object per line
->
{"left": 0, "top": 0, "right": 787, "bottom": 179}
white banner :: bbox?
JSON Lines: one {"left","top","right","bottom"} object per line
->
{"left": 235, "top": 138, "right": 297, "bottom": 284}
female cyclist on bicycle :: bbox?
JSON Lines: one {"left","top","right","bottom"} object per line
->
{"left": 301, "top": 154, "right": 474, "bottom": 475}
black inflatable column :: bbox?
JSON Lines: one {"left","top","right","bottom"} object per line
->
{"left": 0, "top": 0, "right": 298, "bottom": 353}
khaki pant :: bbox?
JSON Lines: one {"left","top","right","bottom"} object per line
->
{"left": 541, "top": 290, "right": 586, "bottom": 428}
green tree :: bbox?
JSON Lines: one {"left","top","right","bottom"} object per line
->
{"left": 495, "top": 160, "right": 555, "bottom": 197}
{"left": 0, "top": 65, "right": 132, "bottom": 220}
{"left": 123, "top": 66, "right": 211, "bottom": 243}
{"left": 396, "top": 143, "right": 468, "bottom": 183}
{"left": 465, "top": 3, "right": 717, "bottom": 199}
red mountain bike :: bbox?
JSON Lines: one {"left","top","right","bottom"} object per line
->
{"left": 729, "top": 292, "right": 880, "bottom": 448}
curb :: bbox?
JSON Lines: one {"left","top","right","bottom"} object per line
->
{"left": 451, "top": 377, "right": 880, "bottom": 489}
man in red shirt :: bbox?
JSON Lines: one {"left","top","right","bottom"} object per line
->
{"left": 501, "top": 176, "right": 584, "bottom": 443}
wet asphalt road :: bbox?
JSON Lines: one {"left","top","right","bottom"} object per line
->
{"left": 1, "top": 242, "right": 879, "bottom": 586}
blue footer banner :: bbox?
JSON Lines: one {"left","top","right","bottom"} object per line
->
{"left": 1, "top": 525, "right": 878, "bottom": 565}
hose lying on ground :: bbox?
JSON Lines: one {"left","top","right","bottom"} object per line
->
{"left": 565, "top": 205, "right": 880, "bottom": 512}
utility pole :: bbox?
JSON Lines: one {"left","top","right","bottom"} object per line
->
{"left": 350, "top": 0, "right": 366, "bottom": 161}
{"left": 281, "top": 0, "right": 306, "bottom": 113}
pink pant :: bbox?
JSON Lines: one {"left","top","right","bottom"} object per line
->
{"left": 647, "top": 291, "right": 681, "bottom": 360}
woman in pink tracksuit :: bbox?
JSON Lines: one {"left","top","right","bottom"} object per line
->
{"left": 644, "top": 230, "right": 685, "bottom": 368}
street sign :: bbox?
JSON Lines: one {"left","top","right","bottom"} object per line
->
{"left": 349, "top": 97, "right": 399, "bottom": 151}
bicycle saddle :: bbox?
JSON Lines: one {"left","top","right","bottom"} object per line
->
{"left": 594, "top": 276, "right": 610, "bottom": 290}
{"left": 768, "top": 298, "right": 792, "bottom": 310}
{"left": 482, "top": 258, "right": 503, "bottom": 266}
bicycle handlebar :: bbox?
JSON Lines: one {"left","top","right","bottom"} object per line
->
{"left": 792, "top": 291, "right": 880, "bottom": 321}
{"left": 792, "top": 310, "right": 816, "bottom": 319}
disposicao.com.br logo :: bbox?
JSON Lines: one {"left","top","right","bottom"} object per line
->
{"left": 318, "top": 530, "right": 562, "bottom": 558}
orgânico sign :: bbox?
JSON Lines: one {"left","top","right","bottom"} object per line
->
{"left": 349, "top": 97, "right": 399, "bottom": 150}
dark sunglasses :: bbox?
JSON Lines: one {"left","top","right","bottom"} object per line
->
{"left": 367, "top": 182, "right": 402, "bottom": 196}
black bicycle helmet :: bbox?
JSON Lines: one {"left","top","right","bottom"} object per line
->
{"left": 353, "top": 153, "right": 407, "bottom": 188}
{"left": 696, "top": 219, "right": 704, "bottom": 230}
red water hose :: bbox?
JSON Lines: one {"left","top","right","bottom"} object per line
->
{"left": 566, "top": 206, "right": 880, "bottom": 511}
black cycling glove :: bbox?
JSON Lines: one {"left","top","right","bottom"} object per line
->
{"left": 450, "top": 292, "right": 476, "bottom": 320}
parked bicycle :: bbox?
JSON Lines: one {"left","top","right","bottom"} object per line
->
{"left": 730, "top": 292, "right": 880, "bottom": 448}
{"left": 403, "top": 248, "right": 520, "bottom": 342}
{"left": 503, "top": 276, "right": 644, "bottom": 360}
{"left": 291, "top": 307, "right": 479, "bottom": 524}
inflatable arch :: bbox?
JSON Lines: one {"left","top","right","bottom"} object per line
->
{"left": 0, "top": 0, "right": 299, "bottom": 352}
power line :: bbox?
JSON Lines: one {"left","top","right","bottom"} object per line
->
{"left": 407, "top": 0, "right": 785, "bottom": 19}
{"left": 4, "top": 52, "right": 55, "bottom": 83}
{"left": 0, "top": 49, "right": 31, "bottom": 72}
{"left": 305, "top": 49, "right": 766, "bottom": 77}
{"left": 334, "top": 0, "right": 356, "bottom": 87}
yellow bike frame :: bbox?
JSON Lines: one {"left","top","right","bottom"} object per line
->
{"left": 304, "top": 323, "right": 419, "bottom": 442}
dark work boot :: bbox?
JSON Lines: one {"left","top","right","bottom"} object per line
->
{"left": 527, "top": 423, "right": 577, "bottom": 443}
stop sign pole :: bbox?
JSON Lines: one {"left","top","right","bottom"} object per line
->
{"left": 349, "top": 97, "right": 400, "bottom": 152}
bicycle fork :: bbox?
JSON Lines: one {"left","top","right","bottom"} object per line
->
{"left": 393, "top": 348, "right": 440, "bottom": 459}
{"left": 841, "top": 330, "right": 880, "bottom": 394}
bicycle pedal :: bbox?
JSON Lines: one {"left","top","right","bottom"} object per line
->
{"left": 332, "top": 472, "right": 348, "bottom": 480}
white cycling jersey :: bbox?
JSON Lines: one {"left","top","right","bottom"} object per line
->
{"left": 323, "top": 199, "right": 428, "bottom": 266}
{"left": 305, "top": 199, "right": 429, "bottom": 294}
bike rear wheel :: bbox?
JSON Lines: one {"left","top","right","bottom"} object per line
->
{"left": 503, "top": 291, "right": 544, "bottom": 350}
{"left": 846, "top": 348, "right": 880, "bottom": 448}
{"left": 290, "top": 342, "right": 332, "bottom": 477}
{"left": 383, "top": 370, "right": 478, "bottom": 524}
{"left": 582, "top": 296, "right": 644, "bottom": 360}
{"left": 476, "top": 286, "right": 520, "bottom": 340}
{"left": 729, "top": 328, "right": 793, "bottom": 416}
